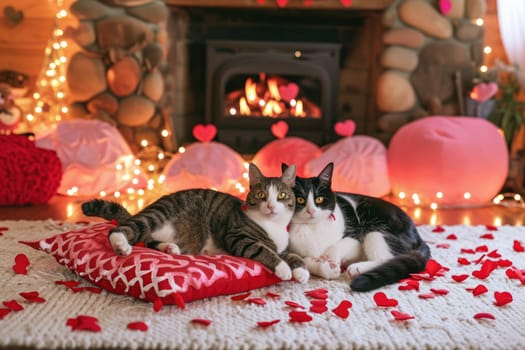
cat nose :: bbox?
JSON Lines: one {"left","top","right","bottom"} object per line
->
{"left": 307, "top": 208, "right": 315, "bottom": 216}
{"left": 267, "top": 203, "right": 275, "bottom": 211}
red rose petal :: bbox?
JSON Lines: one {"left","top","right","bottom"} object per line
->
{"left": 391, "top": 310, "right": 414, "bottom": 321}
{"left": 12, "top": 253, "right": 30, "bottom": 275}
{"left": 430, "top": 288, "right": 449, "bottom": 295}
{"left": 418, "top": 293, "right": 435, "bottom": 299}
{"left": 480, "top": 233, "right": 494, "bottom": 240}
{"left": 191, "top": 318, "right": 212, "bottom": 326}
{"left": 472, "top": 284, "right": 488, "bottom": 296}
{"left": 153, "top": 298, "right": 163, "bottom": 312}
{"left": 513, "top": 240, "right": 525, "bottom": 252}
{"left": 0, "top": 308, "right": 10, "bottom": 320}
{"left": 494, "top": 291, "right": 513, "bottom": 306}
{"left": 373, "top": 292, "right": 398, "bottom": 307}
{"left": 66, "top": 315, "right": 102, "bottom": 332}
{"left": 3, "top": 300, "right": 23, "bottom": 311}
{"left": 289, "top": 310, "right": 313, "bottom": 323}
{"left": 332, "top": 300, "right": 352, "bottom": 319}
{"left": 257, "top": 319, "right": 280, "bottom": 328}
{"left": 305, "top": 288, "right": 328, "bottom": 299}
{"left": 432, "top": 226, "right": 445, "bottom": 233}
{"left": 285, "top": 301, "right": 304, "bottom": 309}
{"left": 19, "top": 291, "right": 46, "bottom": 303}
{"left": 246, "top": 297, "right": 266, "bottom": 306}
{"left": 452, "top": 274, "right": 469, "bottom": 282}
{"left": 231, "top": 292, "right": 251, "bottom": 301}
{"left": 446, "top": 234, "right": 458, "bottom": 240}
{"left": 474, "top": 312, "right": 495, "bottom": 320}
{"left": 127, "top": 321, "right": 148, "bottom": 331}
{"left": 458, "top": 257, "right": 471, "bottom": 265}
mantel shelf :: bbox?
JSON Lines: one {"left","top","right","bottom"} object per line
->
{"left": 163, "top": 0, "right": 394, "bottom": 10}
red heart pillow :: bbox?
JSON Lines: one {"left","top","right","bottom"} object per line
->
{"left": 20, "top": 222, "right": 282, "bottom": 304}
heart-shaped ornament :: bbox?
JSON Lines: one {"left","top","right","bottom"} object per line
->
{"left": 271, "top": 121, "right": 288, "bottom": 139}
{"left": 12, "top": 253, "right": 30, "bottom": 274}
{"left": 373, "top": 292, "right": 398, "bottom": 307}
{"left": 334, "top": 120, "right": 356, "bottom": 137}
{"left": 470, "top": 82, "right": 498, "bottom": 102}
{"left": 340, "top": 0, "right": 352, "bottom": 7}
{"left": 278, "top": 83, "right": 299, "bottom": 102}
{"left": 192, "top": 124, "right": 217, "bottom": 143}
{"left": 494, "top": 291, "right": 513, "bottom": 306}
{"left": 3, "top": 6, "right": 24, "bottom": 26}
{"left": 439, "top": 0, "right": 452, "bottom": 15}
{"left": 332, "top": 300, "right": 352, "bottom": 319}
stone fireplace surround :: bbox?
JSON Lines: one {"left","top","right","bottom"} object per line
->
{"left": 166, "top": 0, "right": 486, "bottom": 151}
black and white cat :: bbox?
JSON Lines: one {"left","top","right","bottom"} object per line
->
{"left": 82, "top": 163, "right": 310, "bottom": 283}
{"left": 284, "top": 162, "right": 431, "bottom": 291}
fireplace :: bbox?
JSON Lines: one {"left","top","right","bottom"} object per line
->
{"left": 205, "top": 39, "right": 340, "bottom": 153}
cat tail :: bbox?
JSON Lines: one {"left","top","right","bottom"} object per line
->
{"left": 350, "top": 246, "right": 431, "bottom": 292}
{"left": 81, "top": 199, "right": 132, "bottom": 223}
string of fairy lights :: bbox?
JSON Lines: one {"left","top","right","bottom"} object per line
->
{"left": 14, "top": 4, "right": 524, "bottom": 213}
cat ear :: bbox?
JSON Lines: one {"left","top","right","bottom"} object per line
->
{"left": 281, "top": 163, "right": 289, "bottom": 172}
{"left": 248, "top": 163, "right": 264, "bottom": 187}
{"left": 281, "top": 164, "right": 296, "bottom": 187}
{"left": 318, "top": 163, "right": 333, "bottom": 186}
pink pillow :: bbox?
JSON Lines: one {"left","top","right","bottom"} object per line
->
{"left": 21, "top": 223, "right": 282, "bottom": 305}
{"left": 161, "top": 142, "right": 247, "bottom": 197}
{"left": 305, "top": 136, "right": 391, "bottom": 197}
{"left": 251, "top": 137, "right": 322, "bottom": 177}
{"left": 36, "top": 120, "right": 148, "bottom": 196}
{"left": 388, "top": 116, "right": 508, "bottom": 206}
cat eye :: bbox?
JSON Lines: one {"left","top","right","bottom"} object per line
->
{"left": 296, "top": 197, "right": 306, "bottom": 204}
{"left": 255, "top": 191, "right": 266, "bottom": 200}
{"left": 315, "top": 196, "right": 324, "bottom": 204}
{"left": 277, "top": 192, "right": 287, "bottom": 200}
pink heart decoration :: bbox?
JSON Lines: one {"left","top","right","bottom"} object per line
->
{"left": 334, "top": 120, "right": 356, "bottom": 137}
{"left": 276, "top": 0, "right": 288, "bottom": 7}
{"left": 271, "top": 121, "right": 288, "bottom": 139}
{"left": 439, "top": 0, "right": 452, "bottom": 15}
{"left": 470, "top": 82, "right": 498, "bottom": 102}
{"left": 192, "top": 124, "right": 217, "bottom": 143}
{"left": 340, "top": 0, "right": 352, "bottom": 7}
{"left": 278, "top": 83, "right": 299, "bottom": 102}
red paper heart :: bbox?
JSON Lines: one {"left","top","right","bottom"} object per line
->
{"left": 424, "top": 259, "right": 443, "bottom": 277}
{"left": 480, "top": 233, "right": 494, "bottom": 240}
{"left": 432, "top": 226, "right": 445, "bottom": 233}
{"left": 127, "top": 321, "right": 148, "bottom": 331}
{"left": 0, "top": 308, "right": 10, "bottom": 320}
{"left": 472, "top": 284, "right": 488, "bottom": 296}
{"left": 470, "top": 82, "right": 498, "bottom": 102}
{"left": 266, "top": 292, "right": 280, "bottom": 299}
{"left": 458, "top": 257, "right": 471, "bottom": 265}
{"left": 192, "top": 124, "right": 217, "bottom": 142}
{"left": 461, "top": 248, "right": 476, "bottom": 254}
{"left": 451, "top": 274, "right": 469, "bottom": 282}
{"left": 191, "top": 318, "right": 212, "bottom": 326}
{"left": 285, "top": 300, "right": 304, "bottom": 309}
{"left": 19, "top": 291, "right": 46, "bottom": 303}
{"left": 305, "top": 288, "right": 328, "bottom": 299}
{"left": 418, "top": 293, "right": 435, "bottom": 299}
{"left": 446, "top": 234, "right": 457, "bottom": 240}
{"left": 3, "top": 300, "right": 23, "bottom": 311}
{"left": 391, "top": 310, "right": 414, "bottom": 321}
{"left": 271, "top": 121, "right": 288, "bottom": 139}
{"left": 334, "top": 120, "right": 356, "bottom": 137}
{"left": 430, "top": 288, "right": 449, "bottom": 295}
{"left": 289, "top": 310, "right": 312, "bottom": 323}
{"left": 278, "top": 83, "right": 299, "bottom": 102}
{"left": 257, "top": 319, "right": 280, "bottom": 328}
{"left": 276, "top": 0, "right": 288, "bottom": 7}
{"left": 513, "top": 240, "right": 525, "bottom": 252}
{"left": 398, "top": 279, "right": 420, "bottom": 291}
{"left": 373, "top": 292, "right": 398, "bottom": 307}
{"left": 231, "top": 292, "right": 251, "bottom": 301}
{"left": 494, "top": 291, "right": 513, "bottom": 306}
{"left": 473, "top": 312, "right": 495, "bottom": 320}
{"left": 12, "top": 253, "right": 30, "bottom": 274}
{"left": 472, "top": 260, "right": 497, "bottom": 279}
{"left": 340, "top": 0, "right": 352, "bottom": 7}
{"left": 476, "top": 245, "right": 489, "bottom": 252}
{"left": 247, "top": 297, "right": 266, "bottom": 306}
{"left": 487, "top": 250, "right": 501, "bottom": 258}
{"left": 66, "top": 315, "right": 102, "bottom": 332}
{"left": 56, "top": 280, "right": 81, "bottom": 289}
{"left": 310, "top": 304, "right": 328, "bottom": 314}
{"left": 332, "top": 300, "right": 352, "bottom": 319}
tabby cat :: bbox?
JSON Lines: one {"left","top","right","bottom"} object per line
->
{"left": 82, "top": 163, "right": 310, "bottom": 283}
{"left": 284, "top": 162, "right": 431, "bottom": 292}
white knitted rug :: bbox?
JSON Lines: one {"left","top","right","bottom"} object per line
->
{"left": 1, "top": 220, "right": 525, "bottom": 350}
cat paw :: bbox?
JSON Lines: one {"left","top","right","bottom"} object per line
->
{"left": 274, "top": 261, "right": 293, "bottom": 281}
{"left": 157, "top": 243, "right": 181, "bottom": 255}
{"left": 109, "top": 232, "right": 132, "bottom": 256}
{"left": 292, "top": 267, "right": 310, "bottom": 284}
{"left": 319, "top": 260, "right": 341, "bottom": 280}
{"left": 346, "top": 263, "right": 363, "bottom": 279}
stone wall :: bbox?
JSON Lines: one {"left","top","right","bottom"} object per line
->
{"left": 377, "top": 0, "right": 487, "bottom": 137}
{"left": 66, "top": 0, "right": 175, "bottom": 154}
